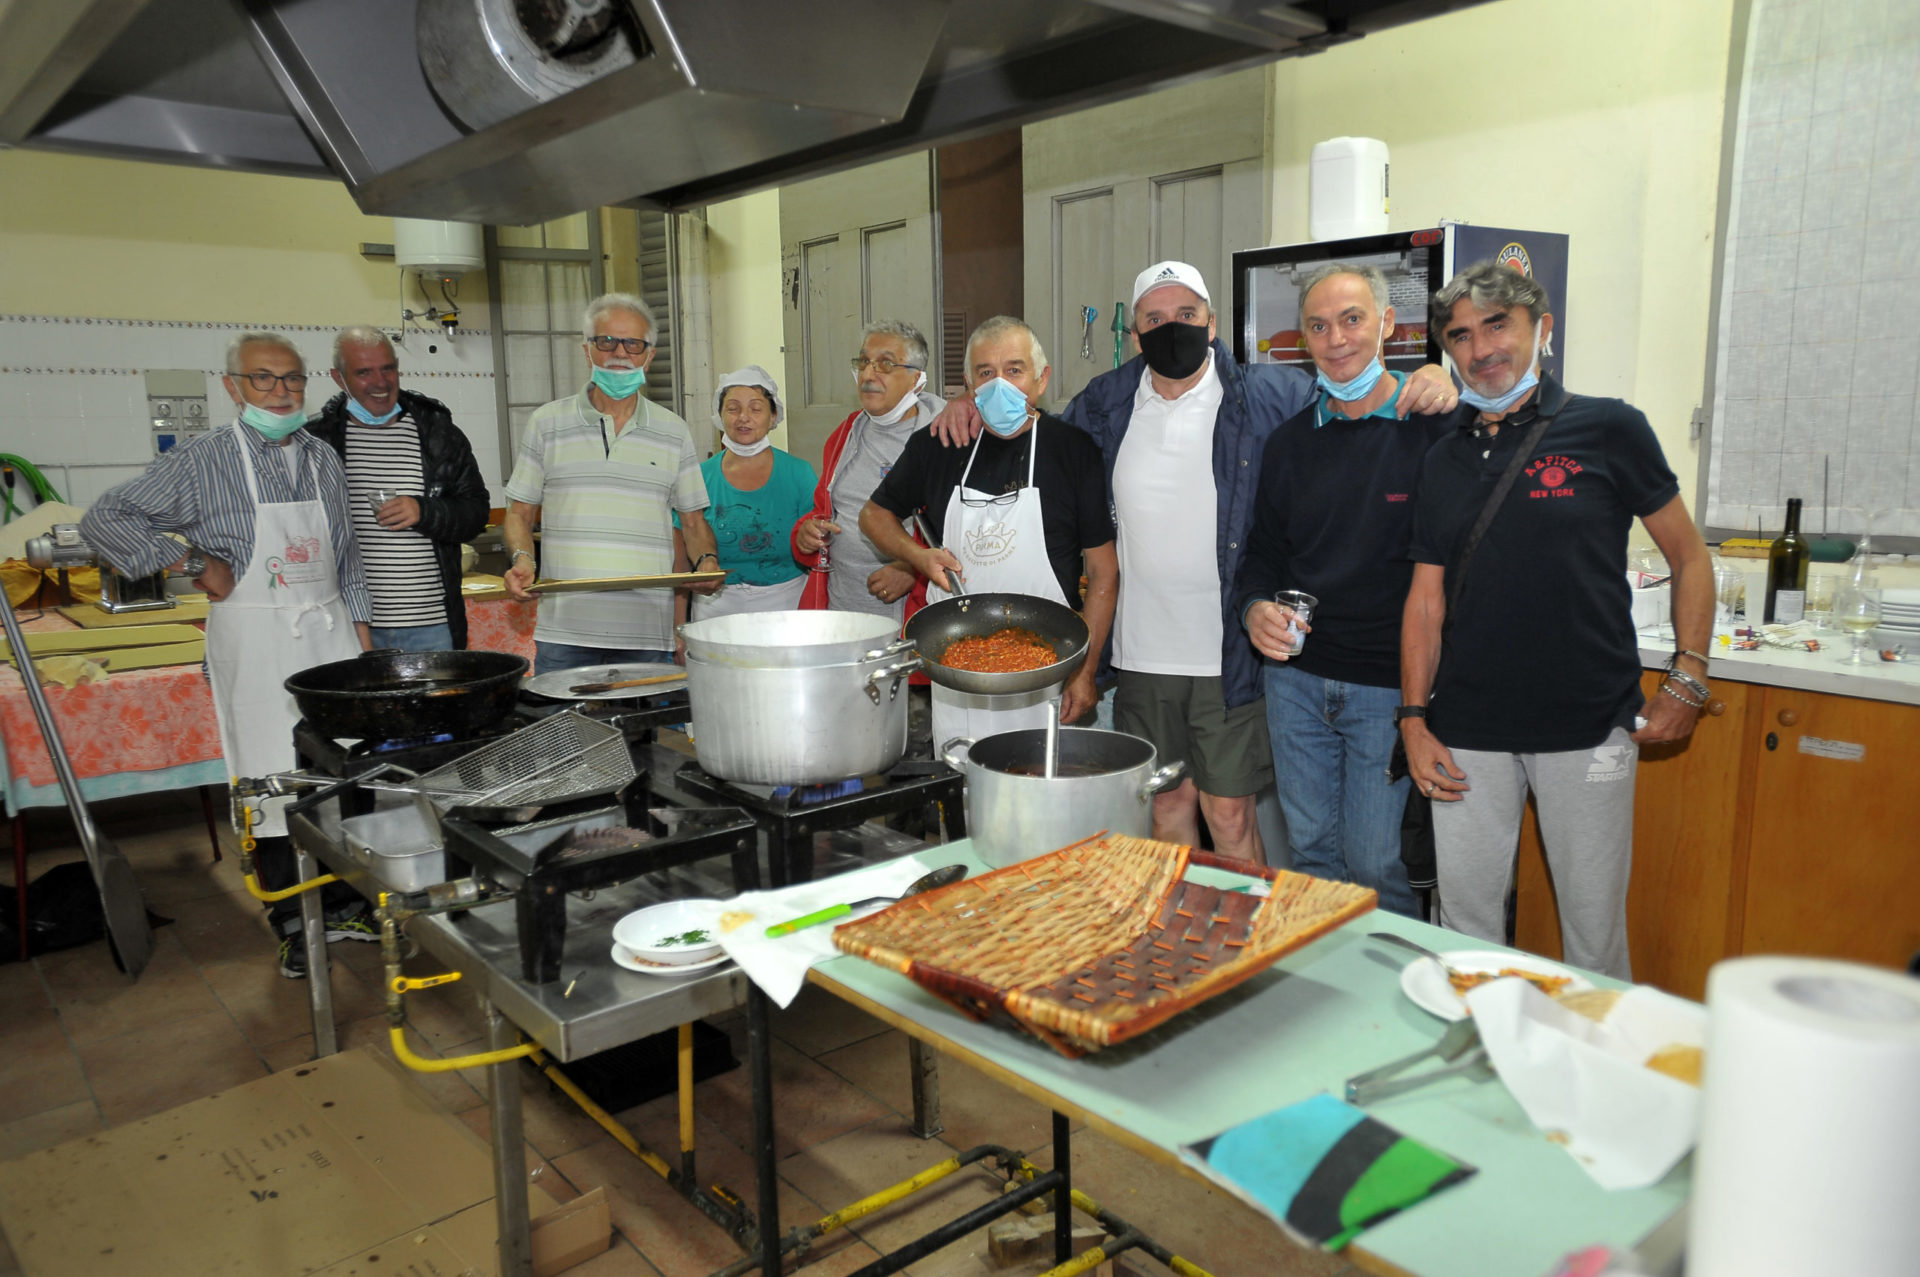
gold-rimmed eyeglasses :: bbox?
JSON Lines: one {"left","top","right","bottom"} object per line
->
{"left": 849, "top": 355, "right": 923, "bottom": 375}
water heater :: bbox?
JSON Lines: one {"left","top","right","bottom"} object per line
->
{"left": 393, "top": 218, "right": 485, "bottom": 277}
{"left": 1309, "top": 137, "right": 1390, "bottom": 242}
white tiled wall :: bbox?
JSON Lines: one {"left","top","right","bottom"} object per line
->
{"left": 0, "top": 314, "right": 506, "bottom": 509}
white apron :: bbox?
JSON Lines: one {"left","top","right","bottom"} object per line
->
{"left": 690, "top": 574, "right": 807, "bottom": 621}
{"left": 205, "top": 434, "right": 361, "bottom": 837}
{"left": 924, "top": 422, "right": 1070, "bottom": 747}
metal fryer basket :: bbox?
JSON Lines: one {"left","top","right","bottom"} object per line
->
{"left": 407, "top": 709, "right": 636, "bottom": 808}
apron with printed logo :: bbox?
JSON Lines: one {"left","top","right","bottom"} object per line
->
{"left": 690, "top": 575, "right": 807, "bottom": 621}
{"left": 205, "top": 433, "right": 361, "bottom": 837}
{"left": 923, "top": 423, "right": 1070, "bottom": 748}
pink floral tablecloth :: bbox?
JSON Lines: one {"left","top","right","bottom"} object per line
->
{"left": 464, "top": 596, "right": 536, "bottom": 663}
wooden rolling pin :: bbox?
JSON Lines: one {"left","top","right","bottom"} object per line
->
{"left": 567, "top": 672, "right": 685, "bottom": 695}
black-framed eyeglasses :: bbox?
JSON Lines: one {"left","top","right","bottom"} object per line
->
{"left": 590, "top": 335, "right": 653, "bottom": 355}
{"left": 240, "top": 371, "right": 309, "bottom": 391}
{"left": 849, "top": 355, "right": 924, "bottom": 375}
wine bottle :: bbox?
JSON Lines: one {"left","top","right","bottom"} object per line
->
{"left": 1764, "top": 497, "right": 1810, "bottom": 623}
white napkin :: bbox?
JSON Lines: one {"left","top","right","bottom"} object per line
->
{"left": 707, "top": 855, "right": 936, "bottom": 1007}
{"left": 1466, "top": 980, "right": 1707, "bottom": 1190}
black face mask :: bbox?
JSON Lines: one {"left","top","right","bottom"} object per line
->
{"left": 1137, "top": 320, "right": 1211, "bottom": 380}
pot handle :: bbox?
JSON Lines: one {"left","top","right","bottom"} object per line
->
{"left": 940, "top": 737, "right": 974, "bottom": 771}
{"left": 1139, "top": 760, "right": 1187, "bottom": 801}
{"left": 860, "top": 637, "right": 919, "bottom": 662}
{"left": 862, "top": 656, "right": 922, "bottom": 703}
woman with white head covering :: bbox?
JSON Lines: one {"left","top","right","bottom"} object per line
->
{"left": 674, "top": 365, "right": 818, "bottom": 622}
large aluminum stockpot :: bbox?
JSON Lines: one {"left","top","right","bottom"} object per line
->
{"left": 678, "top": 610, "right": 921, "bottom": 784}
{"left": 942, "top": 727, "right": 1185, "bottom": 868}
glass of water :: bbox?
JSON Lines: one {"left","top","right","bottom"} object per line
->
{"left": 367, "top": 486, "right": 399, "bottom": 514}
{"left": 1273, "top": 590, "right": 1318, "bottom": 655}
{"left": 1804, "top": 569, "right": 1837, "bottom": 630}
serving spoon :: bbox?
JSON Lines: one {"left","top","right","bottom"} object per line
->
{"left": 765, "top": 864, "right": 966, "bottom": 937}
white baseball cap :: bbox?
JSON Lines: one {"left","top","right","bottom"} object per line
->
{"left": 1130, "top": 260, "right": 1211, "bottom": 309}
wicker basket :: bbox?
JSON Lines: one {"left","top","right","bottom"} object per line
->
{"left": 832, "top": 834, "right": 1376, "bottom": 1057}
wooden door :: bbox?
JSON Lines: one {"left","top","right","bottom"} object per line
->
{"left": 1514, "top": 673, "right": 1758, "bottom": 998}
{"left": 1742, "top": 688, "right": 1920, "bottom": 970}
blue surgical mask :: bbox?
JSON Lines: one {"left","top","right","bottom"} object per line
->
{"left": 345, "top": 395, "right": 402, "bottom": 425}
{"left": 1458, "top": 323, "right": 1543, "bottom": 415}
{"left": 590, "top": 364, "right": 647, "bottom": 399}
{"left": 1314, "top": 317, "right": 1389, "bottom": 402}
{"left": 974, "top": 377, "right": 1032, "bottom": 436}
{"left": 239, "top": 402, "right": 304, "bottom": 441}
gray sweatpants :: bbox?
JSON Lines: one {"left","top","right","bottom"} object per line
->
{"left": 1429, "top": 727, "right": 1637, "bottom": 980}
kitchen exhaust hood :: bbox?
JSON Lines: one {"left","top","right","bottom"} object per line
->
{"left": 3, "top": 0, "right": 1488, "bottom": 223}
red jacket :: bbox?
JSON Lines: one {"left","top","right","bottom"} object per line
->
{"left": 790, "top": 408, "right": 930, "bottom": 622}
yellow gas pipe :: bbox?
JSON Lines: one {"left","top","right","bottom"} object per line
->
{"left": 235, "top": 794, "right": 339, "bottom": 901}
{"left": 377, "top": 894, "right": 536, "bottom": 1073}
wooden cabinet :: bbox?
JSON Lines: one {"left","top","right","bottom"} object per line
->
{"left": 1515, "top": 676, "right": 1917, "bottom": 998}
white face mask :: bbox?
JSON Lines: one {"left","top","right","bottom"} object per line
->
{"left": 722, "top": 434, "right": 773, "bottom": 457}
{"left": 857, "top": 369, "right": 927, "bottom": 425}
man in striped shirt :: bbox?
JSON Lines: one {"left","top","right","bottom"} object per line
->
{"left": 309, "top": 326, "right": 491, "bottom": 651}
{"left": 502, "top": 293, "right": 719, "bottom": 676}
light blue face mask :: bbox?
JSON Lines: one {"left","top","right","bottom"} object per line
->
{"left": 345, "top": 395, "right": 402, "bottom": 425}
{"left": 240, "top": 402, "right": 304, "bottom": 441}
{"left": 1458, "top": 323, "right": 1543, "bottom": 415}
{"left": 973, "top": 376, "right": 1032, "bottom": 436}
{"left": 590, "top": 364, "right": 647, "bottom": 399}
{"left": 1313, "top": 317, "right": 1388, "bottom": 402}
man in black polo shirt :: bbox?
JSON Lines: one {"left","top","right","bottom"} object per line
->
{"left": 1235, "top": 263, "right": 1444, "bottom": 917}
{"left": 1397, "top": 262, "right": 1713, "bottom": 978}
{"left": 860, "top": 315, "right": 1115, "bottom": 746}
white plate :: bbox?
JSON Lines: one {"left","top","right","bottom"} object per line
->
{"left": 524, "top": 662, "right": 686, "bottom": 701}
{"left": 611, "top": 899, "right": 725, "bottom": 963}
{"left": 610, "top": 943, "right": 733, "bottom": 976}
{"left": 1399, "top": 948, "right": 1595, "bottom": 1022}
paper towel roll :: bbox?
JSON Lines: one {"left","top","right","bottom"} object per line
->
{"left": 1688, "top": 957, "right": 1920, "bottom": 1277}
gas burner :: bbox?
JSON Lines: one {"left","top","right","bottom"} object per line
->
{"left": 369, "top": 730, "right": 458, "bottom": 754}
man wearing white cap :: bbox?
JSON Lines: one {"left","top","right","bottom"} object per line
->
{"left": 935, "top": 261, "right": 1456, "bottom": 862}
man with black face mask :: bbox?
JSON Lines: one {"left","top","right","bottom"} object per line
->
{"left": 933, "top": 261, "right": 1457, "bottom": 863}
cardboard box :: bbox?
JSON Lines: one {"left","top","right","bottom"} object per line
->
{"left": 0, "top": 1047, "right": 603, "bottom": 1277}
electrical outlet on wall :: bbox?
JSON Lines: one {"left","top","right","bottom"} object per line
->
{"left": 145, "top": 368, "right": 211, "bottom": 456}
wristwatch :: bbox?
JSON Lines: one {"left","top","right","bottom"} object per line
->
{"left": 178, "top": 551, "right": 207, "bottom": 577}
{"left": 1393, "top": 705, "right": 1429, "bottom": 724}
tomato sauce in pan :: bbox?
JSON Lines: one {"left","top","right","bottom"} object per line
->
{"left": 940, "top": 627, "right": 1058, "bottom": 673}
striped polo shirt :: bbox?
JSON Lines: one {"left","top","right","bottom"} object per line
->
{"left": 343, "top": 410, "right": 445, "bottom": 627}
{"left": 504, "top": 390, "right": 708, "bottom": 650}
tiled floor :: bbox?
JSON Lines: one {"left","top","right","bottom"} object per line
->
{"left": 0, "top": 789, "right": 1358, "bottom": 1277}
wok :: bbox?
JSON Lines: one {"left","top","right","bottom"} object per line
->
{"left": 904, "top": 592, "right": 1089, "bottom": 697}
{"left": 285, "top": 648, "right": 528, "bottom": 741}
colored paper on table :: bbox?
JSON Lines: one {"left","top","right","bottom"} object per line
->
{"left": 1181, "top": 1092, "right": 1475, "bottom": 1251}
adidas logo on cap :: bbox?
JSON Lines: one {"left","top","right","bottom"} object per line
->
{"left": 1131, "top": 260, "right": 1211, "bottom": 308}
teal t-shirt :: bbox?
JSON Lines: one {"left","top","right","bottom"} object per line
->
{"left": 676, "top": 449, "right": 817, "bottom": 586}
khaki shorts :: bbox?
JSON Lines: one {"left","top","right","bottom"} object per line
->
{"left": 1112, "top": 671, "right": 1272, "bottom": 797}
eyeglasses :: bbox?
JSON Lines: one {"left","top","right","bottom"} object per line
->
{"left": 590, "top": 335, "right": 653, "bottom": 355}
{"left": 849, "top": 356, "right": 924, "bottom": 375}
{"left": 239, "top": 371, "right": 309, "bottom": 392}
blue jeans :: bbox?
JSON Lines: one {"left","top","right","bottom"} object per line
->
{"left": 369, "top": 622, "right": 455, "bottom": 652}
{"left": 1265, "top": 665, "right": 1418, "bottom": 917}
{"left": 533, "top": 641, "right": 677, "bottom": 677}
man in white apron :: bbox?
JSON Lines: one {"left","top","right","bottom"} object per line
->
{"left": 859, "top": 316, "right": 1117, "bottom": 748}
{"left": 83, "top": 331, "right": 372, "bottom": 978}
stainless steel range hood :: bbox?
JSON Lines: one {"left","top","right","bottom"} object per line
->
{"left": 4, "top": 0, "right": 1489, "bottom": 222}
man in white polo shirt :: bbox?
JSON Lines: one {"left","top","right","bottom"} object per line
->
{"left": 502, "top": 293, "right": 719, "bottom": 675}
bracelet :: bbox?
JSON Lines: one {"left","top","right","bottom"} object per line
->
{"left": 1674, "top": 648, "right": 1711, "bottom": 668}
{"left": 692, "top": 552, "right": 717, "bottom": 568}
{"left": 1666, "top": 668, "right": 1710, "bottom": 701}
{"left": 508, "top": 548, "right": 534, "bottom": 565}
{"left": 1659, "top": 680, "right": 1708, "bottom": 709}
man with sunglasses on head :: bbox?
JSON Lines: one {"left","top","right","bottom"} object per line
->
{"left": 502, "top": 293, "right": 719, "bottom": 676}
{"left": 84, "top": 331, "right": 375, "bottom": 978}
{"left": 791, "top": 320, "right": 945, "bottom": 622}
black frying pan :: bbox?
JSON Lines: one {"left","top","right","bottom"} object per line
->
{"left": 285, "top": 648, "right": 528, "bottom": 740}
{"left": 904, "top": 592, "right": 1089, "bottom": 697}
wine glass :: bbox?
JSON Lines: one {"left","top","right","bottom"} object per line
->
{"left": 1832, "top": 584, "right": 1882, "bottom": 663}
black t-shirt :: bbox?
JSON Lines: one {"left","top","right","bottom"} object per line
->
{"left": 1407, "top": 376, "right": 1679, "bottom": 753}
{"left": 869, "top": 414, "right": 1115, "bottom": 603}
{"left": 1235, "top": 386, "right": 1451, "bottom": 688}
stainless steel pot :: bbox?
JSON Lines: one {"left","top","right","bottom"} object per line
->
{"left": 942, "top": 727, "right": 1185, "bottom": 868}
{"left": 678, "top": 610, "right": 921, "bottom": 784}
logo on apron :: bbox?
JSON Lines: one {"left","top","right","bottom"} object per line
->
{"left": 963, "top": 520, "right": 1018, "bottom": 565}
{"left": 266, "top": 535, "right": 327, "bottom": 589}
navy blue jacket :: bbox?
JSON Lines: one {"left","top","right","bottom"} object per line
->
{"left": 1059, "top": 340, "right": 1315, "bottom": 709}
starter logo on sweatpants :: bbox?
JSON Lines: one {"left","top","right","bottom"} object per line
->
{"left": 1585, "top": 744, "right": 1632, "bottom": 783}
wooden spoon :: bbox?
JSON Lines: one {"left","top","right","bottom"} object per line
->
{"left": 567, "top": 673, "right": 686, "bottom": 695}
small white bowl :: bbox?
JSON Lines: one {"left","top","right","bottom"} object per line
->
{"left": 611, "top": 899, "right": 724, "bottom": 966}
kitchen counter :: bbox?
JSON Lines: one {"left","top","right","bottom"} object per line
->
{"left": 1637, "top": 626, "right": 1919, "bottom": 706}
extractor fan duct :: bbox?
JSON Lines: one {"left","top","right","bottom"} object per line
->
{"left": 418, "top": 0, "right": 652, "bottom": 133}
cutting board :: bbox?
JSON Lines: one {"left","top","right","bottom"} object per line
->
{"left": 2, "top": 623, "right": 205, "bottom": 662}
{"left": 60, "top": 597, "right": 209, "bottom": 626}
{"left": 461, "top": 571, "right": 725, "bottom": 601}
{"left": 96, "top": 640, "right": 205, "bottom": 671}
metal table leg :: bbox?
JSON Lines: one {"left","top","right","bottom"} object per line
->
{"left": 907, "top": 1037, "right": 943, "bottom": 1139}
{"left": 746, "top": 984, "right": 782, "bottom": 1277}
{"left": 487, "top": 1003, "right": 534, "bottom": 1277}
{"left": 1053, "top": 1111, "right": 1071, "bottom": 1265}
{"left": 295, "top": 839, "right": 337, "bottom": 1057}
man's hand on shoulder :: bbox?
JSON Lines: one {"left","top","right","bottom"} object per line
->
{"left": 1398, "top": 364, "right": 1461, "bottom": 418}
{"left": 929, "top": 397, "right": 984, "bottom": 448}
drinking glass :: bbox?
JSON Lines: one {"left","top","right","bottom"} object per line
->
{"left": 1832, "top": 585, "right": 1882, "bottom": 663}
{"left": 367, "top": 486, "right": 400, "bottom": 515}
{"left": 1804, "top": 570, "right": 1837, "bottom": 630}
{"left": 1273, "top": 590, "right": 1317, "bottom": 655}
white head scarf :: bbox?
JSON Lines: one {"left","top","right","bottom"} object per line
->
{"left": 713, "top": 365, "right": 784, "bottom": 456}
